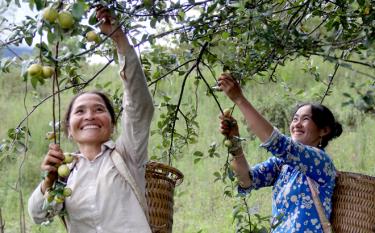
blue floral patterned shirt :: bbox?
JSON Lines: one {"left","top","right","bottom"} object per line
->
{"left": 239, "top": 129, "right": 336, "bottom": 233}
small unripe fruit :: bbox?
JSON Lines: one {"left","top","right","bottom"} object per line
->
{"left": 63, "top": 153, "right": 74, "bottom": 164}
{"left": 223, "top": 108, "right": 231, "bottom": 117}
{"left": 27, "top": 64, "right": 43, "bottom": 77}
{"left": 44, "top": 191, "right": 55, "bottom": 203}
{"left": 58, "top": 11, "right": 75, "bottom": 29}
{"left": 86, "top": 30, "right": 99, "bottom": 43}
{"left": 63, "top": 187, "right": 72, "bottom": 197}
{"left": 42, "top": 7, "right": 58, "bottom": 23}
{"left": 45, "top": 131, "right": 57, "bottom": 140}
{"left": 42, "top": 66, "right": 54, "bottom": 79}
{"left": 224, "top": 139, "right": 233, "bottom": 148}
{"left": 54, "top": 194, "right": 65, "bottom": 204}
{"left": 57, "top": 164, "right": 70, "bottom": 178}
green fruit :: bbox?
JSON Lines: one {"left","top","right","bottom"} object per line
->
{"left": 58, "top": 11, "right": 75, "bottom": 29}
{"left": 54, "top": 194, "right": 65, "bottom": 204}
{"left": 44, "top": 191, "right": 55, "bottom": 203}
{"left": 43, "top": 7, "right": 58, "bottom": 23}
{"left": 63, "top": 153, "right": 74, "bottom": 164}
{"left": 224, "top": 139, "right": 233, "bottom": 148}
{"left": 42, "top": 66, "right": 54, "bottom": 79}
{"left": 57, "top": 164, "right": 70, "bottom": 178}
{"left": 86, "top": 30, "right": 99, "bottom": 43}
{"left": 27, "top": 64, "right": 42, "bottom": 77}
{"left": 63, "top": 187, "right": 72, "bottom": 197}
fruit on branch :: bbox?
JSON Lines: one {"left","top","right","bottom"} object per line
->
{"left": 44, "top": 191, "right": 55, "bottom": 203}
{"left": 42, "top": 7, "right": 58, "bottom": 23}
{"left": 57, "top": 164, "right": 70, "bottom": 178}
{"left": 57, "top": 11, "right": 75, "bottom": 29}
{"left": 42, "top": 66, "right": 54, "bottom": 79}
{"left": 224, "top": 139, "right": 233, "bottom": 148}
{"left": 223, "top": 108, "right": 232, "bottom": 117}
{"left": 27, "top": 64, "right": 42, "bottom": 77}
{"left": 86, "top": 30, "right": 100, "bottom": 43}
{"left": 45, "top": 131, "right": 58, "bottom": 140}
{"left": 54, "top": 194, "right": 65, "bottom": 204}
{"left": 63, "top": 187, "right": 72, "bottom": 197}
{"left": 63, "top": 152, "right": 74, "bottom": 164}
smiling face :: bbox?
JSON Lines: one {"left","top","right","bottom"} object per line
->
{"left": 289, "top": 105, "right": 329, "bottom": 147}
{"left": 67, "top": 93, "right": 113, "bottom": 147}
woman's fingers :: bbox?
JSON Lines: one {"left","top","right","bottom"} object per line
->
{"left": 96, "top": 6, "right": 111, "bottom": 22}
{"left": 41, "top": 144, "right": 64, "bottom": 172}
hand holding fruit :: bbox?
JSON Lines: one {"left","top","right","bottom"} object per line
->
{"left": 41, "top": 144, "right": 64, "bottom": 174}
{"left": 41, "top": 144, "right": 76, "bottom": 193}
{"left": 41, "top": 144, "right": 64, "bottom": 193}
{"left": 219, "top": 109, "right": 239, "bottom": 138}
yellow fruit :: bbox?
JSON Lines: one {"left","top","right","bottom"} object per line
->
{"left": 63, "top": 153, "right": 74, "bottom": 164}
{"left": 27, "top": 64, "right": 42, "bottom": 77}
{"left": 42, "top": 66, "right": 54, "bottom": 79}
{"left": 63, "top": 187, "right": 72, "bottom": 197}
{"left": 43, "top": 7, "right": 58, "bottom": 23}
{"left": 223, "top": 108, "right": 231, "bottom": 117}
{"left": 45, "top": 131, "right": 57, "bottom": 140}
{"left": 58, "top": 11, "right": 75, "bottom": 29}
{"left": 57, "top": 164, "right": 70, "bottom": 178}
{"left": 54, "top": 194, "right": 65, "bottom": 204}
{"left": 86, "top": 30, "right": 99, "bottom": 43}
{"left": 224, "top": 139, "right": 233, "bottom": 148}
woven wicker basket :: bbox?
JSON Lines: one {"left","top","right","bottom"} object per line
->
{"left": 331, "top": 171, "right": 375, "bottom": 233}
{"left": 145, "top": 161, "right": 184, "bottom": 233}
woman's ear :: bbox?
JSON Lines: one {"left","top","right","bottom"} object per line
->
{"left": 320, "top": 126, "right": 331, "bottom": 137}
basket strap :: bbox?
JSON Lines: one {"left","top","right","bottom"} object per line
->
{"left": 307, "top": 177, "right": 333, "bottom": 233}
{"left": 110, "top": 149, "right": 149, "bottom": 221}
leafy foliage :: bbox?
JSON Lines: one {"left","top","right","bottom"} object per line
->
{"left": 1, "top": 0, "right": 375, "bottom": 232}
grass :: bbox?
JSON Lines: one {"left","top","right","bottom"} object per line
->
{"left": 0, "top": 55, "right": 374, "bottom": 233}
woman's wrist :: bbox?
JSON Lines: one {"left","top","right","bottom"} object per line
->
{"left": 226, "top": 136, "right": 243, "bottom": 156}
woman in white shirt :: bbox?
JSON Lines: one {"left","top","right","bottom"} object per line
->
{"left": 28, "top": 6, "right": 154, "bottom": 233}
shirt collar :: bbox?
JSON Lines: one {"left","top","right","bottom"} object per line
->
{"left": 75, "top": 139, "right": 115, "bottom": 160}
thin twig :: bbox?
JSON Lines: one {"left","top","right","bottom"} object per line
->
{"left": 320, "top": 59, "right": 340, "bottom": 104}
{"left": 167, "top": 42, "right": 208, "bottom": 164}
{"left": 148, "top": 59, "right": 196, "bottom": 87}
{"left": 0, "top": 39, "right": 23, "bottom": 61}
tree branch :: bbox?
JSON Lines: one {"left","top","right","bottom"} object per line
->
{"left": 167, "top": 42, "right": 208, "bottom": 164}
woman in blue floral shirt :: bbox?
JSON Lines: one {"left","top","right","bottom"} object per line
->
{"left": 217, "top": 73, "right": 342, "bottom": 232}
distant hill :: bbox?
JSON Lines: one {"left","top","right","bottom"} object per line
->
{"left": 0, "top": 46, "right": 33, "bottom": 58}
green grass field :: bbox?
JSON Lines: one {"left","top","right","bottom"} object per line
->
{"left": 0, "top": 56, "right": 374, "bottom": 233}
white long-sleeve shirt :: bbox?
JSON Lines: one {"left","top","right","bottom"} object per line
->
{"left": 28, "top": 43, "right": 154, "bottom": 233}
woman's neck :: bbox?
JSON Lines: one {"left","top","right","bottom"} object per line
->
{"left": 78, "top": 144, "right": 102, "bottom": 161}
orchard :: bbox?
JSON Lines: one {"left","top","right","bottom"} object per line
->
{"left": 1, "top": 0, "right": 375, "bottom": 232}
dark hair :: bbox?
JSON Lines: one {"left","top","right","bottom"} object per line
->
{"left": 292, "top": 103, "right": 343, "bottom": 149}
{"left": 63, "top": 91, "right": 116, "bottom": 136}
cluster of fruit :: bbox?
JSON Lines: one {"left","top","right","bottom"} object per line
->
{"left": 27, "top": 64, "right": 54, "bottom": 79}
{"left": 27, "top": 6, "right": 101, "bottom": 80}
{"left": 43, "top": 153, "right": 74, "bottom": 205}
{"left": 42, "top": 7, "right": 75, "bottom": 30}
{"left": 43, "top": 6, "right": 100, "bottom": 43}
